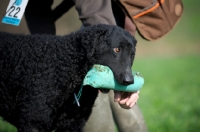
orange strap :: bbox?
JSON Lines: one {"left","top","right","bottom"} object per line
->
{"left": 133, "top": 0, "right": 165, "bottom": 19}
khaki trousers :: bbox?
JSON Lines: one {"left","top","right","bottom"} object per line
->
{"left": 84, "top": 92, "right": 148, "bottom": 132}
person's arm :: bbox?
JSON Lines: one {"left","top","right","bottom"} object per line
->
{"left": 74, "top": 0, "right": 116, "bottom": 27}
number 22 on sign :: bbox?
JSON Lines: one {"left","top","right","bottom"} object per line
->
{"left": 2, "top": 0, "right": 29, "bottom": 26}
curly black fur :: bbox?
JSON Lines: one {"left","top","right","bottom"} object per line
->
{"left": 0, "top": 24, "right": 137, "bottom": 132}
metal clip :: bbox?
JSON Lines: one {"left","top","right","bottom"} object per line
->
{"left": 74, "top": 93, "right": 80, "bottom": 107}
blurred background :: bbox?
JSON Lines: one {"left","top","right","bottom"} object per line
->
{"left": 0, "top": 0, "right": 199, "bottom": 132}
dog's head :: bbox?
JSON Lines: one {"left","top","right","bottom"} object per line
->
{"left": 81, "top": 24, "right": 137, "bottom": 86}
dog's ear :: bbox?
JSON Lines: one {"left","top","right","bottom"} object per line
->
{"left": 81, "top": 25, "right": 112, "bottom": 59}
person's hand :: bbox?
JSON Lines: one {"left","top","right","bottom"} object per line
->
{"left": 114, "top": 90, "right": 139, "bottom": 109}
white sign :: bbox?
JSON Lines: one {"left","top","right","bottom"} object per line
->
{"left": 2, "top": 0, "right": 29, "bottom": 26}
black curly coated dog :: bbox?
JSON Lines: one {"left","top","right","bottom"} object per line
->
{"left": 0, "top": 24, "right": 137, "bottom": 132}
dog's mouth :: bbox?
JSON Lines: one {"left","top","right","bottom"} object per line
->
{"left": 99, "top": 88, "right": 110, "bottom": 94}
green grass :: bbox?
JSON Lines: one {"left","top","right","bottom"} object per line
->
{"left": 0, "top": 118, "right": 16, "bottom": 132}
{"left": 133, "top": 55, "right": 200, "bottom": 132}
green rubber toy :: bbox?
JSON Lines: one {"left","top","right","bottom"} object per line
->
{"left": 83, "top": 65, "right": 144, "bottom": 92}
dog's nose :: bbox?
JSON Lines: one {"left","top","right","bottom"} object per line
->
{"left": 123, "top": 75, "right": 134, "bottom": 86}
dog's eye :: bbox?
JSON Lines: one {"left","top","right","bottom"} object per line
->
{"left": 114, "top": 47, "right": 120, "bottom": 53}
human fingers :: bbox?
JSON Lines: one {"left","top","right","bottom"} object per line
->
{"left": 118, "top": 91, "right": 139, "bottom": 109}
{"left": 118, "top": 96, "right": 138, "bottom": 109}
{"left": 125, "top": 91, "right": 139, "bottom": 106}
{"left": 118, "top": 92, "right": 130, "bottom": 105}
{"left": 114, "top": 90, "right": 122, "bottom": 102}
{"left": 130, "top": 100, "right": 138, "bottom": 108}
{"left": 129, "top": 95, "right": 139, "bottom": 108}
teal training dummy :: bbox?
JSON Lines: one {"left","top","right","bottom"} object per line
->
{"left": 83, "top": 64, "right": 144, "bottom": 92}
